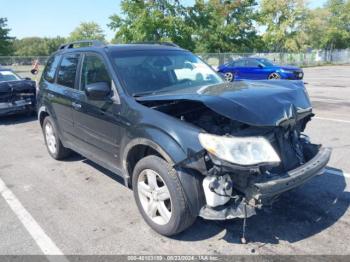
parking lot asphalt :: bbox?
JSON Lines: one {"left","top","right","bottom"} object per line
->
{"left": 0, "top": 65, "right": 349, "bottom": 256}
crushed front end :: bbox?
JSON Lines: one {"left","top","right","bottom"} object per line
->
{"left": 0, "top": 80, "right": 36, "bottom": 116}
{"left": 176, "top": 108, "right": 331, "bottom": 220}
{"left": 137, "top": 80, "right": 332, "bottom": 220}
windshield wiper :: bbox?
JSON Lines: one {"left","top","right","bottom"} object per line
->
{"left": 132, "top": 87, "right": 173, "bottom": 97}
{"left": 132, "top": 91, "right": 158, "bottom": 98}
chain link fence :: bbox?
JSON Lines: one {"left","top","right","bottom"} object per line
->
{"left": 198, "top": 49, "right": 350, "bottom": 68}
{"left": 0, "top": 56, "right": 48, "bottom": 79}
{"left": 1, "top": 49, "right": 349, "bottom": 78}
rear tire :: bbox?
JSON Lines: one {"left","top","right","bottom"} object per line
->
{"left": 132, "top": 155, "right": 197, "bottom": 236}
{"left": 42, "top": 116, "right": 71, "bottom": 160}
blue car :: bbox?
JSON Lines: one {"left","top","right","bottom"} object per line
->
{"left": 217, "top": 57, "right": 304, "bottom": 82}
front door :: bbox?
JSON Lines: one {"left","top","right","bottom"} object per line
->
{"left": 72, "top": 53, "right": 124, "bottom": 172}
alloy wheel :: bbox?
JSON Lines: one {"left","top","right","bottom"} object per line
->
{"left": 268, "top": 72, "right": 281, "bottom": 80}
{"left": 224, "top": 72, "right": 234, "bottom": 82}
{"left": 45, "top": 122, "right": 57, "bottom": 154}
{"left": 137, "top": 169, "right": 172, "bottom": 225}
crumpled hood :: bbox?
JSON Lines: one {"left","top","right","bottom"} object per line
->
{"left": 0, "top": 80, "right": 36, "bottom": 103}
{"left": 0, "top": 80, "right": 36, "bottom": 94}
{"left": 136, "top": 80, "right": 312, "bottom": 126}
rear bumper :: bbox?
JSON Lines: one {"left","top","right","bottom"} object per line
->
{"left": 246, "top": 147, "right": 332, "bottom": 204}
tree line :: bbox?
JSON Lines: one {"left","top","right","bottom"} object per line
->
{"left": 0, "top": 0, "right": 350, "bottom": 56}
{"left": 0, "top": 20, "right": 105, "bottom": 56}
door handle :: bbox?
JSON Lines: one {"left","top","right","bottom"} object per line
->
{"left": 72, "top": 102, "right": 82, "bottom": 109}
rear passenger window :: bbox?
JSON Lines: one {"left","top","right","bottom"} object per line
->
{"left": 57, "top": 53, "right": 80, "bottom": 88}
{"left": 80, "top": 54, "right": 111, "bottom": 91}
{"left": 43, "top": 55, "right": 61, "bottom": 83}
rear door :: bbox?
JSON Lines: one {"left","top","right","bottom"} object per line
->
{"left": 72, "top": 52, "right": 124, "bottom": 171}
{"left": 242, "top": 59, "right": 266, "bottom": 80}
{"left": 44, "top": 53, "right": 80, "bottom": 142}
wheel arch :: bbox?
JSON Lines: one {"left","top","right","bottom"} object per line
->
{"left": 123, "top": 137, "right": 178, "bottom": 187}
{"left": 124, "top": 138, "right": 205, "bottom": 217}
{"left": 38, "top": 106, "right": 50, "bottom": 127}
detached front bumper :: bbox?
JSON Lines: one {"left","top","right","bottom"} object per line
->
{"left": 198, "top": 146, "right": 331, "bottom": 220}
{"left": 246, "top": 146, "right": 332, "bottom": 205}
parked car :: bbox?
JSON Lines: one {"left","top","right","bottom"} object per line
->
{"left": 217, "top": 57, "right": 304, "bottom": 82}
{"left": 37, "top": 41, "right": 331, "bottom": 239}
{"left": 0, "top": 68, "right": 36, "bottom": 116}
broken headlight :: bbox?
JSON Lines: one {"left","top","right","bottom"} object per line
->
{"left": 198, "top": 133, "right": 280, "bottom": 166}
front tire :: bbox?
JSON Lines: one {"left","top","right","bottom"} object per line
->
{"left": 224, "top": 72, "right": 234, "bottom": 82}
{"left": 42, "top": 116, "right": 71, "bottom": 160}
{"left": 132, "top": 155, "right": 197, "bottom": 236}
{"left": 268, "top": 72, "right": 281, "bottom": 80}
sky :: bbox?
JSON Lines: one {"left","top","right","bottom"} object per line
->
{"left": 1, "top": 0, "right": 327, "bottom": 41}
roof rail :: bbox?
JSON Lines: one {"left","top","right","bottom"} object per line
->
{"left": 132, "top": 41, "right": 179, "bottom": 48}
{"left": 58, "top": 40, "right": 105, "bottom": 51}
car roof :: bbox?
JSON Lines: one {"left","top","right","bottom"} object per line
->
{"left": 55, "top": 41, "right": 185, "bottom": 56}
{"left": 106, "top": 43, "right": 184, "bottom": 52}
{"left": 240, "top": 57, "right": 263, "bottom": 60}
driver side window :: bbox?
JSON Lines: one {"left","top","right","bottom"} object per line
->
{"left": 80, "top": 54, "right": 111, "bottom": 91}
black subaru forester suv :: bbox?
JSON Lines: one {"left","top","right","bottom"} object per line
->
{"left": 37, "top": 40, "right": 331, "bottom": 238}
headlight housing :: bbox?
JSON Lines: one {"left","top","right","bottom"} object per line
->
{"left": 198, "top": 133, "right": 280, "bottom": 166}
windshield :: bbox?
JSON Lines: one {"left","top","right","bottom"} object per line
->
{"left": 0, "top": 70, "right": 21, "bottom": 82}
{"left": 257, "top": 58, "right": 276, "bottom": 67}
{"left": 111, "top": 50, "right": 223, "bottom": 96}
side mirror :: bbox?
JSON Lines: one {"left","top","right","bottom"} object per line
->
{"left": 85, "top": 82, "right": 111, "bottom": 100}
{"left": 24, "top": 77, "right": 32, "bottom": 81}
{"left": 258, "top": 64, "right": 264, "bottom": 69}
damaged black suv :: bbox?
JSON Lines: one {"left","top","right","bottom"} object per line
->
{"left": 0, "top": 68, "right": 36, "bottom": 116}
{"left": 37, "top": 40, "right": 331, "bottom": 237}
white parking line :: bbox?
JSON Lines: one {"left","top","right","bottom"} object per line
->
{"left": 0, "top": 177, "right": 67, "bottom": 260}
{"left": 325, "top": 168, "right": 350, "bottom": 179}
{"left": 314, "top": 116, "right": 350, "bottom": 124}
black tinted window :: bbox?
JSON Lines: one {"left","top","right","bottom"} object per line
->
{"left": 43, "top": 55, "right": 61, "bottom": 83}
{"left": 57, "top": 54, "right": 80, "bottom": 88}
{"left": 81, "top": 54, "right": 111, "bottom": 91}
